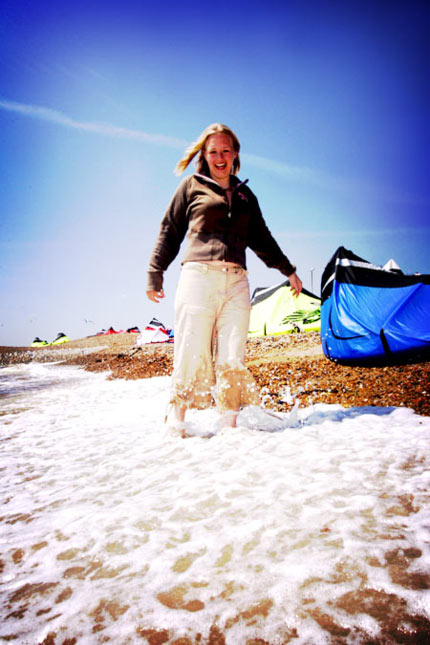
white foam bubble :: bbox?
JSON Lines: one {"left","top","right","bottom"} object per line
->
{"left": 0, "top": 362, "right": 429, "bottom": 643}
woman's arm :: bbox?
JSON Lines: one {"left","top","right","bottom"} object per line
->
{"left": 247, "top": 196, "right": 296, "bottom": 276}
{"left": 147, "top": 178, "right": 190, "bottom": 292}
{"left": 246, "top": 191, "right": 302, "bottom": 296}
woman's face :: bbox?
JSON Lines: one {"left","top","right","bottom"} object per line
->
{"left": 203, "top": 133, "right": 237, "bottom": 185}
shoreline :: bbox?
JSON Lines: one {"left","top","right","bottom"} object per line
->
{"left": 1, "top": 334, "right": 430, "bottom": 643}
{"left": 1, "top": 332, "right": 429, "bottom": 416}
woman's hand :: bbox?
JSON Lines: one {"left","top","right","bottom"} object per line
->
{"left": 289, "top": 273, "right": 303, "bottom": 298}
{"left": 146, "top": 289, "right": 165, "bottom": 303}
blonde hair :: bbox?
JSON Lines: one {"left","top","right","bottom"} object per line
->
{"left": 175, "top": 123, "right": 241, "bottom": 176}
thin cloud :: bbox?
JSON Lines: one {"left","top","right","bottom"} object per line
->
{"left": 0, "top": 98, "right": 188, "bottom": 149}
{"left": 243, "top": 153, "right": 332, "bottom": 187}
{"left": 1, "top": 98, "right": 428, "bottom": 206}
{"left": 243, "top": 153, "right": 429, "bottom": 206}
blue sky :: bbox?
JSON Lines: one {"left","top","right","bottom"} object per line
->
{"left": 1, "top": 0, "right": 429, "bottom": 345}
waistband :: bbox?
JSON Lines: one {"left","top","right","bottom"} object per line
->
{"left": 183, "top": 261, "right": 247, "bottom": 275}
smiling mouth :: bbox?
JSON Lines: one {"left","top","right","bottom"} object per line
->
{"left": 215, "top": 163, "right": 227, "bottom": 170}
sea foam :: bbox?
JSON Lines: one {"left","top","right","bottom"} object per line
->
{"left": 0, "top": 362, "right": 429, "bottom": 643}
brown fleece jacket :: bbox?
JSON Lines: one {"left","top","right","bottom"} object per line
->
{"left": 147, "top": 173, "right": 296, "bottom": 291}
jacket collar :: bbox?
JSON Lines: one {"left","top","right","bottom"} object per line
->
{"left": 194, "top": 172, "right": 248, "bottom": 192}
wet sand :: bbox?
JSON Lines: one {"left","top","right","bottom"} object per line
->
{"left": 2, "top": 332, "right": 429, "bottom": 416}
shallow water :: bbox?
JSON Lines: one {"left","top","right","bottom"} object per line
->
{"left": 0, "top": 363, "right": 429, "bottom": 644}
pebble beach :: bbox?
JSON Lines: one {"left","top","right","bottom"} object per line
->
{"left": 1, "top": 332, "right": 429, "bottom": 417}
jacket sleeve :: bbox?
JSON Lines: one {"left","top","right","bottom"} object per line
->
{"left": 147, "top": 178, "right": 190, "bottom": 291}
{"left": 247, "top": 194, "right": 296, "bottom": 277}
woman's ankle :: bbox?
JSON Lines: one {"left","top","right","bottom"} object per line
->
{"left": 167, "top": 404, "right": 185, "bottom": 423}
{"left": 219, "top": 410, "right": 238, "bottom": 428}
{"left": 174, "top": 405, "right": 186, "bottom": 422}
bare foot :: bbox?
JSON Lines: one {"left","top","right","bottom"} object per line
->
{"left": 165, "top": 404, "right": 186, "bottom": 436}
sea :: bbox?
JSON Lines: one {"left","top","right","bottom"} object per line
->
{"left": 0, "top": 361, "right": 429, "bottom": 644}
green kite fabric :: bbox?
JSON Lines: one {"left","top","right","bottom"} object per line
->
{"left": 248, "top": 280, "right": 321, "bottom": 336}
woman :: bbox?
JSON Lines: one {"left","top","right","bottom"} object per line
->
{"left": 147, "top": 123, "right": 302, "bottom": 436}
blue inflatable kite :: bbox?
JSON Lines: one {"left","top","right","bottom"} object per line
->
{"left": 321, "top": 247, "right": 430, "bottom": 362}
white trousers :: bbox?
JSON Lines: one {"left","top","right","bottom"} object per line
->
{"left": 170, "top": 262, "right": 260, "bottom": 411}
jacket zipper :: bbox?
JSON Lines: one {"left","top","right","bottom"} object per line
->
{"left": 194, "top": 173, "right": 249, "bottom": 220}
